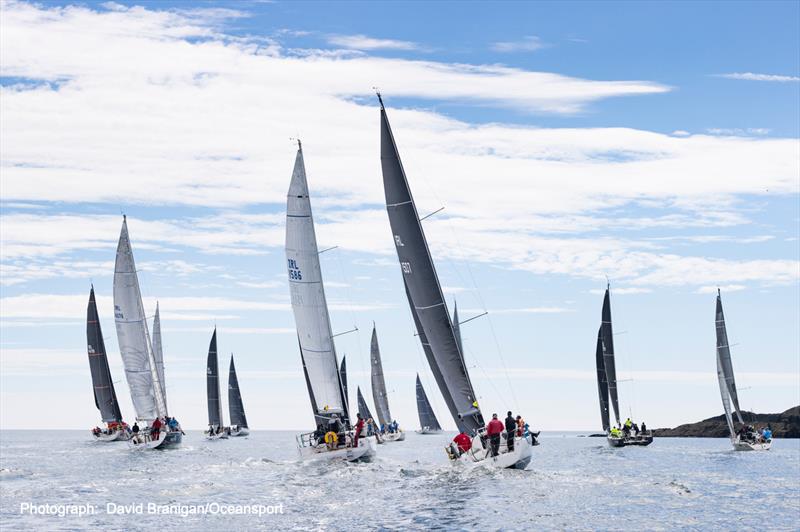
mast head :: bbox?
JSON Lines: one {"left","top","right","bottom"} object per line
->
{"left": 374, "top": 87, "right": 384, "bottom": 110}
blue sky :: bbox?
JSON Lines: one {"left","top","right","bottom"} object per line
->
{"left": 1, "top": 0, "right": 798, "bottom": 430}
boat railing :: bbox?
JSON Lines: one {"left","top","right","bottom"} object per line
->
{"left": 296, "top": 430, "right": 357, "bottom": 450}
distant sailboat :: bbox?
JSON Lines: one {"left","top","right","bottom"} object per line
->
{"left": 340, "top": 356, "right": 349, "bottom": 413}
{"left": 415, "top": 374, "right": 442, "bottom": 434}
{"left": 716, "top": 290, "right": 771, "bottom": 451}
{"left": 228, "top": 354, "right": 249, "bottom": 437}
{"left": 379, "top": 94, "right": 531, "bottom": 469}
{"left": 596, "top": 285, "right": 652, "bottom": 447}
{"left": 286, "top": 141, "right": 376, "bottom": 462}
{"left": 205, "top": 328, "right": 229, "bottom": 439}
{"left": 114, "top": 216, "right": 182, "bottom": 449}
{"left": 371, "top": 324, "right": 405, "bottom": 441}
{"left": 86, "top": 286, "right": 130, "bottom": 441}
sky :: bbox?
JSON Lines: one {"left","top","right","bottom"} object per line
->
{"left": 1, "top": 0, "right": 798, "bottom": 431}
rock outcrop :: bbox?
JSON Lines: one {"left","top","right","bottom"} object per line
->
{"left": 654, "top": 406, "right": 799, "bottom": 438}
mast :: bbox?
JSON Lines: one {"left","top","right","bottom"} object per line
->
{"left": 113, "top": 216, "right": 166, "bottom": 422}
{"left": 228, "top": 354, "right": 248, "bottom": 428}
{"left": 600, "top": 285, "right": 621, "bottom": 427}
{"left": 595, "top": 327, "right": 610, "bottom": 432}
{"left": 86, "top": 286, "right": 123, "bottom": 423}
{"left": 380, "top": 96, "right": 484, "bottom": 435}
{"left": 151, "top": 302, "right": 168, "bottom": 412}
{"left": 415, "top": 374, "right": 442, "bottom": 431}
{"left": 206, "top": 328, "right": 223, "bottom": 427}
{"left": 370, "top": 324, "right": 392, "bottom": 426}
{"left": 716, "top": 290, "right": 744, "bottom": 424}
{"left": 285, "top": 142, "right": 350, "bottom": 427}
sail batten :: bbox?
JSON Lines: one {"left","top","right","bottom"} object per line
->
{"left": 206, "top": 329, "right": 223, "bottom": 427}
{"left": 380, "top": 101, "right": 483, "bottom": 435}
{"left": 286, "top": 144, "right": 349, "bottom": 426}
{"left": 415, "top": 374, "right": 442, "bottom": 431}
{"left": 228, "top": 354, "right": 248, "bottom": 428}
{"left": 370, "top": 325, "right": 392, "bottom": 427}
{"left": 87, "top": 287, "right": 123, "bottom": 423}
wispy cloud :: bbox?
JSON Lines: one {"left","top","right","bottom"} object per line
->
{"left": 326, "top": 34, "right": 419, "bottom": 51}
{"left": 491, "top": 35, "right": 548, "bottom": 53}
{"left": 589, "top": 287, "right": 652, "bottom": 295}
{"left": 717, "top": 72, "right": 800, "bottom": 82}
{"left": 696, "top": 284, "right": 746, "bottom": 294}
{"left": 706, "top": 127, "right": 771, "bottom": 136}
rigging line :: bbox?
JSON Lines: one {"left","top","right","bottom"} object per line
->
{"left": 331, "top": 248, "right": 368, "bottom": 394}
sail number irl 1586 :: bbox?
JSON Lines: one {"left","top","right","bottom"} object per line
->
{"left": 287, "top": 258, "right": 303, "bottom": 281}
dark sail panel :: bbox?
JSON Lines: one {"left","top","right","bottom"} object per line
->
{"left": 228, "top": 354, "right": 248, "bottom": 428}
{"left": 416, "top": 374, "right": 442, "bottom": 431}
{"left": 370, "top": 325, "right": 392, "bottom": 427}
{"left": 357, "top": 386, "right": 376, "bottom": 423}
{"left": 339, "top": 356, "right": 348, "bottom": 413}
{"left": 716, "top": 290, "right": 744, "bottom": 423}
{"left": 206, "top": 328, "right": 222, "bottom": 427}
{"left": 600, "top": 287, "right": 621, "bottom": 427}
{"left": 86, "top": 286, "right": 123, "bottom": 423}
{"left": 452, "top": 301, "right": 464, "bottom": 360}
{"left": 595, "top": 327, "right": 610, "bottom": 432}
{"left": 380, "top": 99, "right": 483, "bottom": 435}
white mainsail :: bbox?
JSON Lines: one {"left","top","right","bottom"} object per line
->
{"left": 716, "top": 353, "right": 736, "bottom": 442}
{"left": 285, "top": 142, "right": 347, "bottom": 422}
{"left": 113, "top": 216, "right": 166, "bottom": 422}
{"left": 151, "top": 302, "right": 168, "bottom": 412}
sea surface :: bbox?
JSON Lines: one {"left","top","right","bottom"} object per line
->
{"left": 1, "top": 430, "right": 798, "bottom": 531}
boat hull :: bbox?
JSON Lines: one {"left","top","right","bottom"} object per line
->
{"left": 205, "top": 429, "right": 230, "bottom": 440}
{"left": 93, "top": 429, "right": 130, "bottom": 442}
{"left": 298, "top": 435, "right": 377, "bottom": 463}
{"left": 382, "top": 431, "right": 406, "bottom": 442}
{"left": 129, "top": 429, "right": 182, "bottom": 450}
{"left": 230, "top": 427, "right": 249, "bottom": 437}
{"left": 455, "top": 434, "right": 532, "bottom": 470}
{"left": 733, "top": 439, "right": 771, "bottom": 451}
{"left": 416, "top": 428, "right": 442, "bottom": 435}
{"left": 607, "top": 433, "right": 654, "bottom": 447}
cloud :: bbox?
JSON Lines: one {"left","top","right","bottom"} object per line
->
{"left": 696, "top": 284, "right": 746, "bottom": 294}
{"left": 717, "top": 72, "right": 800, "bottom": 82}
{"left": 326, "top": 34, "right": 419, "bottom": 51}
{"left": 589, "top": 287, "right": 652, "bottom": 295}
{"left": 491, "top": 35, "right": 548, "bottom": 53}
{"left": 706, "top": 128, "right": 771, "bottom": 136}
{"left": 462, "top": 307, "right": 573, "bottom": 315}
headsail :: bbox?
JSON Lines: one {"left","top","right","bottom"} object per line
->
{"left": 340, "top": 356, "right": 348, "bottom": 412}
{"left": 600, "top": 286, "right": 621, "bottom": 427}
{"left": 86, "top": 286, "right": 123, "bottom": 423}
{"left": 151, "top": 302, "right": 168, "bottom": 412}
{"left": 206, "top": 328, "right": 223, "bottom": 427}
{"left": 113, "top": 216, "right": 166, "bottom": 422}
{"left": 357, "top": 386, "right": 376, "bottom": 423}
{"left": 285, "top": 142, "right": 349, "bottom": 426}
{"left": 415, "top": 374, "right": 442, "bottom": 431}
{"left": 716, "top": 350, "right": 736, "bottom": 441}
{"left": 228, "top": 354, "right": 248, "bottom": 428}
{"left": 452, "top": 301, "right": 464, "bottom": 358}
{"left": 380, "top": 96, "right": 483, "bottom": 435}
{"left": 370, "top": 324, "right": 392, "bottom": 427}
{"left": 716, "top": 290, "right": 744, "bottom": 424}
{"left": 595, "top": 327, "right": 610, "bottom": 432}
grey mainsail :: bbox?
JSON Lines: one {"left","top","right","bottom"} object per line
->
{"left": 600, "top": 286, "right": 621, "bottom": 427}
{"left": 595, "top": 327, "right": 610, "bottom": 432}
{"left": 380, "top": 96, "right": 483, "bottom": 435}
{"left": 452, "top": 301, "right": 464, "bottom": 358}
{"left": 151, "top": 302, "right": 168, "bottom": 413}
{"left": 340, "top": 356, "right": 348, "bottom": 413}
{"left": 286, "top": 142, "right": 349, "bottom": 427}
{"left": 716, "top": 290, "right": 744, "bottom": 424}
{"left": 86, "top": 286, "right": 123, "bottom": 423}
{"left": 228, "top": 354, "right": 248, "bottom": 428}
{"left": 415, "top": 374, "right": 442, "bottom": 431}
{"left": 206, "top": 328, "right": 224, "bottom": 427}
{"left": 370, "top": 325, "right": 392, "bottom": 427}
{"left": 357, "top": 386, "right": 376, "bottom": 423}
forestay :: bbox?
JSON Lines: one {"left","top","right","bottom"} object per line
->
{"left": 87, "top": 286, "right": 123, "bottom": 423}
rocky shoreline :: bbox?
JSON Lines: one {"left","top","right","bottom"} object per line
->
{"left": 653, "top": 406, "right": 799, "bottom": 438}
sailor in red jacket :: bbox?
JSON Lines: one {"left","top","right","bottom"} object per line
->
{"left": 353, "top": 413, "right": 365, "bottom": 448}
{"left": 453, "top": 431, "right": 472, "bottom": 455}
{"left": 486, "top": 413, "right": 504, "bottom": 457}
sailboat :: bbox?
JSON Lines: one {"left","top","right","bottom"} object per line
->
{"left": 415, "top": 374, "right": 442, "bottom": 434}
{"left": 596, "top": 285, "right": 653, "bottom": 447}
{"left": 228, "top": 355, "right": 249, "bottom": 437}
{"left": 379, "top": 94, "right": 531, "bottom": 469}
{"left": 340, "top": 356, "right": 348, "bottom": 412}
{"left": 371, "top": 324, "right": 405, "bottom": 441}
{"left": 86, "top": 286, "right": 130, "bottom": 441}
{"left": 716, "top": 290, "right": 771, "bottom": 451}
{"left": 114, "top": 215, "right": 182, "bottom": 449}
{"left": 357, "top": 386, "right": 383, "bottom": 443}
{"left": 286, "top": 141, "right": 376, "bottom": 462}
{"left": 205, "top": 328, "right": 230, "bottom": 439}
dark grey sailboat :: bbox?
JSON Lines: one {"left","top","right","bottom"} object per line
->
{"left": 228, "top": 354, "right": 249, "bottom": 437}
{"left": 379, "top": 94, "right": 531, "bottom": 468}
{"left": 596, "top": 285, "right": 652, "bottom": 447}
{"left": 415, "top": 374, "right": 442, "bottom": 434}
{"left": 340, "top": 356, "right": 348, "bottom": 413}
{"left": 86, "top": 286, "right": 129, "bottom": 441}
{"left": 370, "top": 325, "right": 404, "bottom": 441}
{"left": 205, "top": 328, "right": 229, "bottom": 439}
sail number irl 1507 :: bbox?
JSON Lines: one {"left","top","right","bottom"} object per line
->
{"left": 287, "top": 258, "right": 303, "bottom": 281}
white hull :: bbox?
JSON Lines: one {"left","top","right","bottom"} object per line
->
{"left": 92, "top": 429, "right": 130, "bottom": 442}
{"left": 733, "top": 439, "right": 772, "bottom": 451}
{"left": 455, "top": 434, "right": 532, "bottom": 470}
{"left": 205, "top": 431, "right": 229, "bottom": 440}
{"left": 230, "top": 427, "right": 249, "bottom": 437}
{"left": 382, "top": 431, "right": 406, "bottom": 442}
{"left": 298, "top": 435, "right": 377, "bottom": 463}
{"left": 416, "top": 428, "right": 442, "bottom": 435}
{"left": 129, "top": 429, "right": 182, "bottom": 450}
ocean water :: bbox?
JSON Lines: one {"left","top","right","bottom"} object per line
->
{"left": 1, "top": 430, "right": 798, "bottom": 531}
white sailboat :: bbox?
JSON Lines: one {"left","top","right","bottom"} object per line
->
{"left": 378, "top": 95, "right": 531, "bottom": 469}
{"left": 716, "top": 289, "right": 771, "bottom": 451}
{"left": 286, "top": 141, "right": 376, "bottom": 463}
{"left": 113, "top": 216, "right": 182, "bottom": 449}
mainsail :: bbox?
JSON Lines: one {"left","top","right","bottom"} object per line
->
{"left": 600, "top": 286, "right": 621, "bottom": 427}
{"left": 370, "top": 325, "right": 392, "bottom": 427}
{"left": 415, "top": 374, "right": 442, "bottom": 431}
{"left": 340, "top": 356, "right": 348, "bottom": 412}
{"left": 86, "top": 286, "right": 123, "bottom": 423}
{"left": 151, "top": 302, "right": 168, "bottom": 412}
{"left": 716, "top": 290, "right": 744, "bottom": 424}
{"left": 286, "top": 142, "right": 349, "bottom": 426}
{"left": 452, "top": 301, "right": 464, "bottom": 357}
{"left": 380, "top": 96, "right": 483, "bottom": 435}
{"left": 595, "top": 327, "right": 611, "bottom": 432}
{"left": 206, "top": 328, "right": 224, "bottom": 427}
{"left": 228, "top": 354, "right": 248, "bottom": 428}
{"left": 357, "top": 386, "right": 376, "bottom": 423}
{"left": 113, "top": 216, "right": 166, "bottom": 422}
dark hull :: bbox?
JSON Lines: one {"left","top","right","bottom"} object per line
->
{"left": 608, "top": 434, "right": 654, "bottom": 447}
